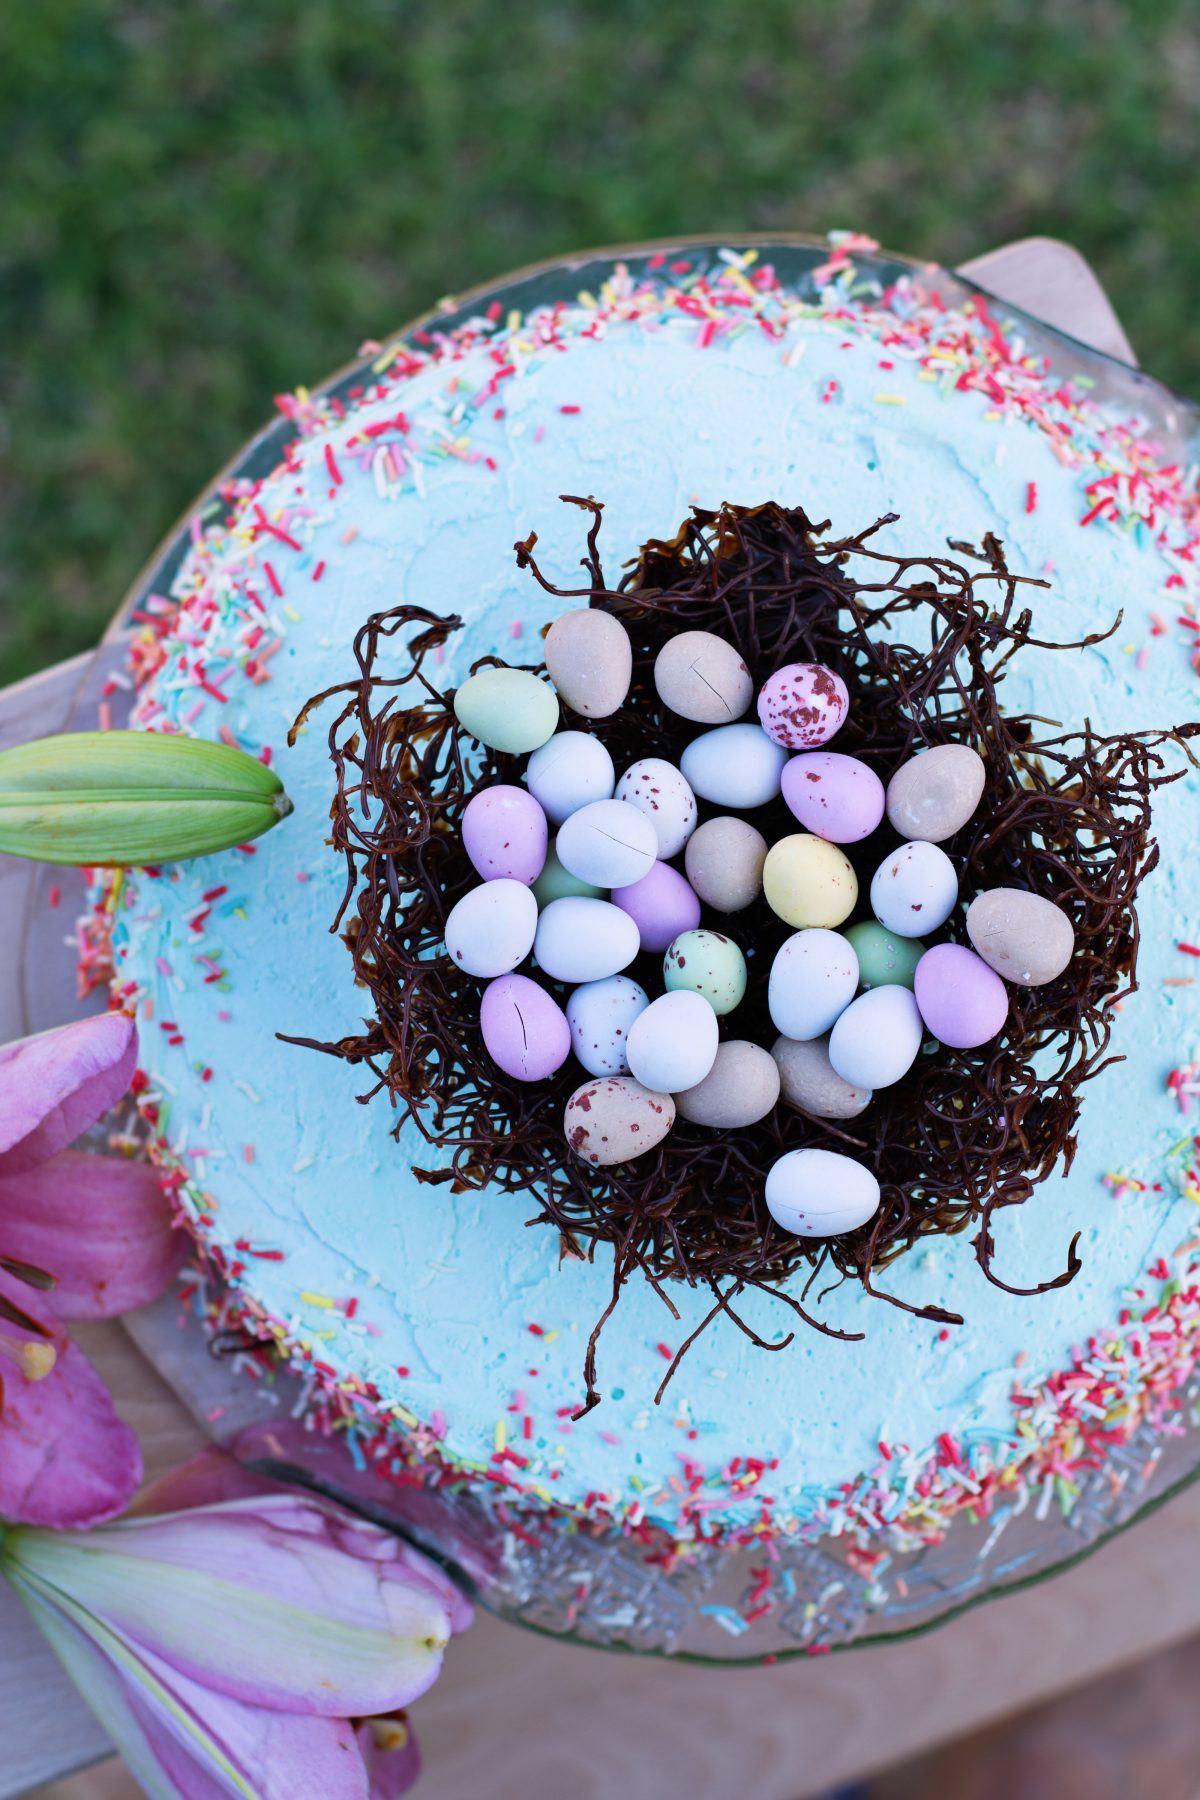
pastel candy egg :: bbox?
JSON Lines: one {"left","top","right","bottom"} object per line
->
{"left": 914, "top": 943, "right": 1009, "bottom": 1049}
{"left": 768, "top": 928, "right": 859, "bottom": 1040}
{"left": 566, "top": 976, "right": 650, "bottom": 1077}
{"left": 454, "top": 667, "right": 559, "bottom": 754}
{"left": 612, "top": 861, "right": 701, "bottom": 953}
{"left": 828, "top": 986, "right": 924, "bottom": 1090}
{"left": 444, "top": 879, "right": 538, "bottom": 978}
{"left": 772, "top": 1034, "right": 872, "bottom": 1120}
{"left": 626, "top": 990, "right": 719, "bottom": 1093}
{"left": 684, "top": 816, "right": 768, "bottom": 913}
{"left": 680, "top": 724, "right": 788, "bottom": 810}
{"left": 526, "top": 731, "right": 615, "bottom": 824}
{"left": 675, "top": 1040, "right": 781, "bottom": 1128}
{"left": 781, "top": 752, "right": 885, "bottom": 844}
{"left": 532, "top": 841, "right": 602, "bottom": 907}
{"left": 757, "top": 663, "right": 848, "bottom": 750}
{"left": 534, "top": 897, "right": 640, "bottom": 983}
{"left": 556, "top": 798, "right": 658, "bottom": 888}
{"left": 480, "top": 974, "right": 570, "bottom": 1081}
{"left": 966, "top": 887, "right": 1076, "bottom": 986}
{"left": 565, "top": 1076, "right": 676, "bottom": 1167}
{"left": 654, "top": 630, "right": 753, "bottom": 724}
{"left": 763, "top": 835, "right": 858, "bottom": 929}
{"left": 614, "top": 757, "right": 698, "bottom": 858}
{"left": 765, "top": 1147, "right": 881, "bottom": 1238}
{"left": 543, "top": 608, "right": 632, "bottom": 719}
{"left": 886, "top": 743, "right": 986, "bottom": 842}
{"left": 462, "top": 784, "right": 548, "bottom": 884}
{"left": 663, "top": 928, "right": 747, "bottom": 1016}
{"left": 870, "top": 841, "right": 958, "bottom": 938}
{"left": 844, "top": 921, "right": 924, "bottom": 991}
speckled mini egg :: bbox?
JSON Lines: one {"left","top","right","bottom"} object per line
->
{"left": 756, "top": 663, "right": 848, "bottom": 750}
{"left": 767, "top": 928, "right": 859, "bottom": 1041}
{"left": 564, "top": 1075, "right": 675, "bottom": 1167}
{"left": 663, "top": 928, "right": 747, "bottom": 1016}
{"left": 566, "top": 975, "right": 650, "bottom": 1077}
{"left": 870, "top": 841, "right": 958, "bottom": 939}
{"left": 480, "top": 974, "right": 570, "bottom": 1081}
{"left": 762, "top": 835, "right": 858, "bottom": 929}
{"left": 611, "top": 861, "right": 701, "bottom": 954}
{"left": 532, "top": 841, "right": 602, "bottom": 907}
{"left": 534, "top": 896, "right": 640, "bottom": 984}
{"left": 555, "top": 798, "right": 658, "bottom": 888}
{"left": 614, "top": 757, "right": 698, "bottom": 858}
{"left": 844, "top": 921, "right": 924, "bottom": 991}
{"left": 966, "top": 887, "right": 1075, "bottom": 986}
{"left": 626, "top": 990, "right": 719, "bottom": 1093}
{"left": 828, "top": 985, "right": 924, "bottom": 1090}
{"left": 462, "top": 784, "right": 548, "bottom": 884}
{"left": 684, "top": 816, "right": 768, "bottom": 913}
{"left": 781, "top": 752, "right": 885, "bottom": 844}
{"left": 675, "top": 1040, "right": 781, "bottom": 1129}
{"left": 653, "top": 629, "right": 753, "bottom": 724}
{"left": 771, "top": 1034, "right": 873, "bottom": 1120}
{"left": 444, "top": 879, "right": 538, "bottom": 978}
{"left": 680, "top": 723, "right": 789, "bottom": 810}
{"left": 543, "top": 608, "right": 632, "bottom": 719}
{"left": 765, "top": 1147, "right": 881, "bottom": 1238}
{"left": 914, "top": 943, "right": 1009, "bottom": 1049}
{"left": 886, "top": 743, "right": 986, "bottom": 842}
{"left": 454, "top": 666, "right": 559, "bottom": 754}
{"left": 525, "top": 731, "right": 615, "bottom": 825}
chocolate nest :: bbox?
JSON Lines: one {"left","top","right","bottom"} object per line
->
{"left": 286, "top": 498, "right": 1196, "bottom": 1412}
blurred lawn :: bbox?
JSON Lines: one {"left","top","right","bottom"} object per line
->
{"left": 3, "top": 0, "right": 1199, "bottom": 685}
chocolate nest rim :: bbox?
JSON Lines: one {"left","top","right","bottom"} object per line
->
{"left": 285, "top": 498, "right": 1197, "bottom": 1413}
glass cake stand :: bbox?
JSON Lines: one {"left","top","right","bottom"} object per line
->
{"left": 22, "top": 236, "right": 1200, "bottom": 1663}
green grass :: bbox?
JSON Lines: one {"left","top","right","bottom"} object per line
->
{"left": 3, "top": 0, "right": 1199, "bottom": 685}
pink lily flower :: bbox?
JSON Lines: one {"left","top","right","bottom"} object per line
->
{"left": 2, "top": 1450, "right": 472, "bottom": 1799}
{"left": 0, "top": 1012, "right": 187, "bottom": 1528}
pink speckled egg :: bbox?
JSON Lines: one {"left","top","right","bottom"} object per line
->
{"left": 757, "top": 663, "right": 848, "bottom": 750}
{"left": 611, "top": 860, "right": 701, "bottom": 954}
{"left": 480, "top": 974, "right": 570, "bottom": 1081}
{"left": 781, "top": 751, "right": 885, "bottom": 843}
{"left": 913, "top": 943, "right": 1008, "bottom": 1050}
{"left": 462, "top": 784, "right": 548, "bottom": 884}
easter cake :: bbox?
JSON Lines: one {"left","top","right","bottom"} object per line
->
{"left": 92, "top": 240, "right": 1200, "bottom": 1636}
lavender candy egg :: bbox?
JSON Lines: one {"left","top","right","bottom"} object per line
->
{"left": 481, "top": 974, "right": 571, "bottom": 1081}
{"left": 914, "top": 943, "right": 1009, "bottom": 1049}
{"left": 526, "top": 731, "right": 615, "bottom": 825}
{"left": 781, "top": 752, "right": 885, "bottom": 844}
{"left": 444, "top": 879, "right": 538, "bottom": 978}
{"left": 614, "top": 757, "right": 698, "bottom": 858}
{"left": 757, "top": 662, "right": 848, "bottom": 750}
{"left": 462, "top": 784, "right": 548, "bottom": 884}
{"left": 612, "top": 860, "right": 701, "bottom": 954}
{"left": 566, "top": 975, "right": 650, "bottom": 1077}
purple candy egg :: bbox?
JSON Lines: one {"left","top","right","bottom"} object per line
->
{"left": 757, "top": 663, "right": 848, "bottom": 749}
{"left": 611, "top": 861, "right": 701, "bottom": 953}
{"left": 462, "top": 784, "right": 548, "bottom": 884}
{"left": 781, "top": 752, "right": 885, "bottom": 844}
{"left": 480, "top": 974, "right": 571, "bottom": 1081}
{"left": 914, "top": 943, "right": 1008, "bottom": 1049}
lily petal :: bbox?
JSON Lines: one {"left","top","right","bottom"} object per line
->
{"left": 0, "top": 1271, "right": 142, "bottom": 1527}
{"left": 0, "top": 1013, "right": 138, "bottom": 1178}
{"left": 357, "top": 1716, "right": 422, "bottom": 1799}
{"left": 0, "top": 1148, "right": 186, "bottom": 1319}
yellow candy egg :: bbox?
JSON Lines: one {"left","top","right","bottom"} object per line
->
{"left": 763, "top": 834, "right": 858, "bottom": 929}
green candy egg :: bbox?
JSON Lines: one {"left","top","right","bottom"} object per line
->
{"left": 453, "top": 667, "right": 560, "bottom": 754}
{"left": 664, "top": 928, "right": 747, "bottom": 1016}
{"left": 533, "top": 840, "right": 602, "bottom": 906}
{"left": 845, "top": 920, "right": 925, "bottom": 991}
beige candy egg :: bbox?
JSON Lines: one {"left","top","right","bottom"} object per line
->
{"left": 772, "top": 1034, "right": 873, "bottom": 1120}
{"left": 886, "top": 743, "right": 986, "bottom": 842}
{"left": 654, "top": 630, "right": 754, "bottom": 724}
{"left": 684, "top": 816, "right": 768, "bottom": 912}
{"left": 543, "top": 609, "right": 633, "bottom": 719}
{"left": 675, "top": 1040, "right": 781, "bottom": 1128}
{"left": 966, "top": 886, "right": 1075, "bottom": 985}
{"left": 763, "top": 834, "right": 858, "bottom": 929}
{"left": 564, "top": 1075, "right": 676, "bottom": 1167}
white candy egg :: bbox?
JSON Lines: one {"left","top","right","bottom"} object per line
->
{"left": 765, "top": 1147, "right": 881, "bottom": 1238}
{"left": 555, "top": 798, "right": 658, "bottom": 888}
{"left": 534, "top": 896, "right": 640, "bottom": 984}
{"left": 566, "top": 976, "right": 650, "bottom": 1077}
{"left": 768, "top": 929, "right": 860, "bottom": 1041}
{"left": 526, "top": 731, "right": 615, "bottom": 824}
{"left": 870, "top": 841, "right": 959, "bottom": 938}
{"left": 626, "top": 990, "right": 719, "bottom": 1093}
{"left": 679, "top": 723, "right": 789, "bottom": 810}
{"left": 443, "top": 879, "right": 538, "bottom": 978}
{"left": 828, "top": 986, "right": 924, "bottom": 1090}
{"left": 614, "top": 757, "right": 698, "bottom": 858}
